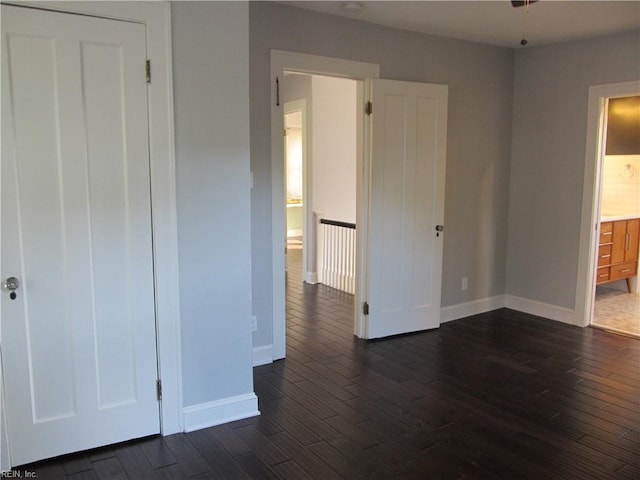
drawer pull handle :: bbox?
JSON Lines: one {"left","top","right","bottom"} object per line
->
{"left": 625, "top": 233, "right": 630, "bottom": 250}
{"left": 600, "top": 254, "right": 611, "bottom": 258}
{"left": 599, "top": 274, "right": 608, "bottom": 278}
{"left": 620, "top": 269, "right": 632, "bottom": 273}
{"left": 602, "top": 232, "right": 612, "bottom": 236}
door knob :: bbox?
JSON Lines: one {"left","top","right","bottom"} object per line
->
{"left": 3, "top": 276, "right": 19, "bottom": 291}
{"left": 435, "top": 225, "right": 444, "bottom": 237}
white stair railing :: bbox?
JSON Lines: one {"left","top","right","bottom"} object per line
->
{"left": 317, "top": 217, "right": 356, "bottom": 294}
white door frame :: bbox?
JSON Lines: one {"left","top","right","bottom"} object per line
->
{"left": 574, "top": 80, "right": 640, "bottom": 327}
{"left": 1, "top": 1, "right": 182, "bottom": 459}
{"left": 284, "top": 99, "right": 311, "bottom": 282}
{"left": 271, "top": 50, "right": 379, "bottom": 359}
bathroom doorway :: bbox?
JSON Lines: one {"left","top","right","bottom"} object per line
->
{"left": 591, "top": 95, "right": 640, "bottom": 337}
{"left": 284, "top": 104, "right": 305, "bottom": 265}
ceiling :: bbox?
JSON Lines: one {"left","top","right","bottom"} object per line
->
{"left": 281, "top": 1, "right": 640, "bottom": 48}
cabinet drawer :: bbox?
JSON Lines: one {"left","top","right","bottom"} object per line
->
{"left": 596, "top": 267, "right": 610, "bottom": 284}
{"left": 610, "top": 261, "right": 637, "bottom": 281}
{"left": 599, "top": 222, "right": 613, "bottom": 244}
{"left": 597, "top": 244, "right": 612, "bottom": 267}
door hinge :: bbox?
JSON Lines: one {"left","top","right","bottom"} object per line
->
{"left": 146, "top": 60, "right": 151, "bottom": 84}
{"left": 276, "top": 76, "right": 280, "bottom": 106}
{"left": 362, "top": 301, "right": 369, "bottom": 316}
{"left": 365, "top": 101, "right": 373, "bottom": 116}
{"left": 156, "top": 379, "right": 162, "bottom": 401}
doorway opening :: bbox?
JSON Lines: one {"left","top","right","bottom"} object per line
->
{"left": 284, "top": 108, "right": 306, "bottom": 258}
{"left": 270, "top": 51, "right": 380, "bottom": 360}
{"left": 284, "top": 102, "right": 306, "bottom": 270}
{"left": 282, "top": 73, "right": 359, "bottom": 335}
{"left": 576, "top": 81, "right": 640, "bottom": 331}
{"left": 590, "top": 95, "right": 640, "bottom": 337}
{"left": 271, "top": 51, "right": 449, "bottom": 356}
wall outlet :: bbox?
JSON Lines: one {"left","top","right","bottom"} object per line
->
{"left": 461, "top": 277, "right": 468, "bottom": 290}
{"left": 251, "top": 316, "right": 257, "bottom": 332}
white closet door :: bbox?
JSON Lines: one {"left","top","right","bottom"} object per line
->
{"left": 1, "top": 5, "right": 159, "bottom": 466}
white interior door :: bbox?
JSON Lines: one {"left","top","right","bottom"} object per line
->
{"left": 364, "top": 79, "right": 448, "bottom": 339}
{"left": 1, "top": 5, "right": 159, "bottom": 466}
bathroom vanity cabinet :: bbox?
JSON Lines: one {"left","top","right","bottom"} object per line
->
{"left": 597, "top": 218, "right": 639, "bottom": 289}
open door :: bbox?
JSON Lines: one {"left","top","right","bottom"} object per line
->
{"left": 363, "top": 79, "right": 448, "bottom": 339}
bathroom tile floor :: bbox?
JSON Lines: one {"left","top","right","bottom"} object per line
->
{"left": 592, "top": 286, "right": 640, "bottom": 338}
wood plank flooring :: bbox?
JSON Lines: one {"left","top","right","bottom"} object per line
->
{"left": 14, "top": 249, "right": 640, "bottom": 479}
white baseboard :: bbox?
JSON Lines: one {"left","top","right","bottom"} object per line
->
{"left": 505, "top": 295, "right": 576, "bottom": 325}
{"left": 182, "top": 393, "right": 259, "bottom": 433}
{"left": 253, "top": 344, "right": 273, "bottom": 367}
{"left": 1, "top": 357, "right": 9, "bottom": 471}
{"left": 287, "top": 229, "right": 302, "bottom": 237}
{"left": 440, "top": 295, "right": 506, "bottom": 323}
{"left": 440, "top": 294, "right": 577, "bottom": 327}
{"left": 304, "top": 272, "right": 318, "bottom": 284}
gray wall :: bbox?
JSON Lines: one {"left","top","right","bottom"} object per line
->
{"left": 506, "top": 30, "right": 640, "bottom": 308}
{"left": 172, "top": 1, "right": 254, "bottom": 408}
{"left": 250, "top": 2, "right": 514, "bottom": 349}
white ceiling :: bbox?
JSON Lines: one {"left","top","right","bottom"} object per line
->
{"left": 281, "top": 1, "right": 640, "bottom": 48}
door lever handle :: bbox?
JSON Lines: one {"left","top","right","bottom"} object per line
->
{"left": 3, "top": 276, "right": 19, "bottom": 291}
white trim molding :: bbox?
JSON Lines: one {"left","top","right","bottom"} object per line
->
{"left": 183, "top": 394, "right": 260, "bottom": 433}
{"left": 441, "top": 295, "right": 577, "bottom": 326}
{"left": 4, "top": 1, "right": 182, "bottom": 436}
{"left": 575, "top": 80, "right": 640, "bottom": 328}
{"left": 284, "top": 99, "right": 311, "bottom": 282}
{"left": 505, "top": 295, "right": 576, "bottom": 325}
{"left": 0, "top": 353, "right": 9, "bottom": 470}
{"left": 440, "top": 295, "right": 506, "bottom": 323}
{"left": 253, "top": 345, "right": 273, "bottom": 367}
{"left": 270, "top": 50, "right": 380, "bottom": 360}
{"left": 304, "top": 272, "right": 318, "bottom": 284}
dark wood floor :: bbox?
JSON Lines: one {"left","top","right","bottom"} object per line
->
{"left": 17, "top": 249, "right": 640, "bottom": 479}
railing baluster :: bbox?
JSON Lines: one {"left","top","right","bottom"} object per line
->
{"left": 317, "top": 218, "right": 356, "bottom": 294}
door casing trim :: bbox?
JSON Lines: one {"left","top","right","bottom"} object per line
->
{"left": 0, "top": 1, "right": 182, "bottom": 459}
{"left": 270, "top": 50, "right": 379, "bottom": 360}
{"left": 284, "top": 99, "right": 311, "bottom": 282}
{"left": 575, "top": 80, "right": 640, "bottom": 328}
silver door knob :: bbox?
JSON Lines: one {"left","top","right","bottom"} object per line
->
{"left": 3, "top": 276, "right": 19, "bottom": 291}
{"left": 435, "top": 225, "right": 444, "bottom": 232}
